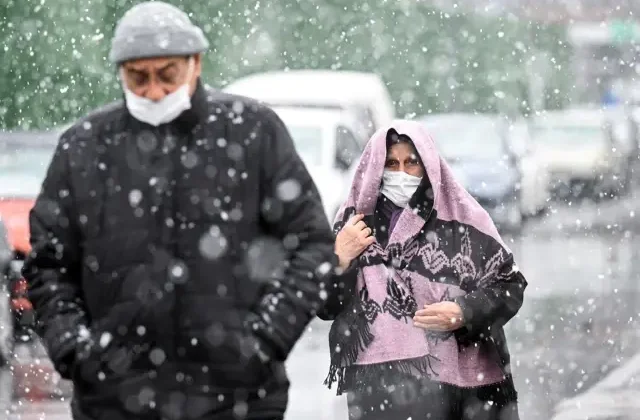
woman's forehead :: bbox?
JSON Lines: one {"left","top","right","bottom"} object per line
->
{"left": 387, "top": 142, "right": 418, "bottom": 156}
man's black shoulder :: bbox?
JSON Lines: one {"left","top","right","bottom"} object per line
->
{"left": 204, "top": 86, "right": 280, "bottom": 123}
{"left": 54, "top": 101, "right": 127, "bottom": 170}
{"left": 204, "top": 86, "right": 261, "bottom": 108}
{"left": 60, "top": 100, "right": 127, "bottom": 143}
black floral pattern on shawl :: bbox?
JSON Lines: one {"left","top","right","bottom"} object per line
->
{"left": 359, "top": 285, "right": 382, "bottom": 323}
{"left": 359, "top": 236, "right": 420, "bottom": 270}
{"left": 477, "top": 247, "right": 508, "bottom": 289}
{"left": 416, "top": 231, "right": 451, "bottom": 275}
{"left": 451, "top": 229, "right": 477, "bottom": 291}
{"left": 382, "top": 277, "right": 417, "bottom": 323}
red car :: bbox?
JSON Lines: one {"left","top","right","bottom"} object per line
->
{"left": 0, "top": 131, "right": 69, "bottom": 400}
{"left": 0, "top": 131, "right": 58, "bottom": 338}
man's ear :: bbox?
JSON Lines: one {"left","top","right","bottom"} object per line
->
{"left": 193, "top": 53, "right": 202, "bottom": 77}
{"left": 117, "top": 64, "right": 127, "bottom": 87}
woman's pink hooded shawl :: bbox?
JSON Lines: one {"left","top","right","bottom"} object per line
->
{"left": 324, "top": 120, "right": 527, "bottom": 396}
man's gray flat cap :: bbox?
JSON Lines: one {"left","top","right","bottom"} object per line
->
{"left": 109, "top": 1, "right": 209, "bottom": 63}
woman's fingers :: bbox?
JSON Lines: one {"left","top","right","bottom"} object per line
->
{"left": 362, "top": 236, "right": 376, "bottom": 246}
{"left": 353, "top": 220, "right": 367, "bottom": 231}
{"left": 413, "top": 315, "right": 440, "bottom": 325}
{"left": 343, "top": 214, "right": 375, "bottom": 254}
{"left": 359, "top": 227, "right": 372, "bottom": 237}
{"left": 415, "top": 306, "right": 438, "bottom": 317}
{"left": 348, "top": 214, "right": 365, "bottom": 225}
{"left": 355, "top": 234, "right": 375, "bottom": 253}
{"left": 413, "top": 315, "right": 453, "bottom": 331}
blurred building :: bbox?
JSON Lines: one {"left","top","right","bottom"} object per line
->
{"left": 428, "top": 0, "right": 640, "bottom": 106}
{"left": 431, "top": 0, "right": 640, "bottom": 22}
{"left": 514, "top": 0, "right": 640, "bottom": 23}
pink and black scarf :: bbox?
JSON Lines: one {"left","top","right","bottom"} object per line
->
{"left": 324, "top": 120, "right": 527, "bottom": 398}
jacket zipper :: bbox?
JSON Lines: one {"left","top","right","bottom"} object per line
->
{"left": 168, "top": 129, "right": 183, "bottom": 363}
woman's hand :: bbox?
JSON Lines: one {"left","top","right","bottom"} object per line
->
{"left": 334, "top": 214, "right": 375, "bottom": 270}
{"left": 413, "top": 301, "right": 464, "bottom": 331}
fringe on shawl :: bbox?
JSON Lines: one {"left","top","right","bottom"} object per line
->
{"left": 327, "top": 353, "right": 518, "bottom": 408}
{"left": 324, "top": 205, "right": 365, "bottom": 393}
{"left": 335, "top": 355, "right": 442, "bottom": 395}
{"left": 323, "top": 305, "right": 374, "bottom": 393}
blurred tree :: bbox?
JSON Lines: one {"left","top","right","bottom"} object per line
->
{"left": 0, "top": 0, "right": 573, "bottom": 130}
{"left": 0, "top": 0, "right": 111, "bottom": 129}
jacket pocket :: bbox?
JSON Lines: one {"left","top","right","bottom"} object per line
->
{"left": 202, "top": 327, "right": 277, "bottom": 390}
{"left": 71, "top": 300, "right": 147, "bottom": 392}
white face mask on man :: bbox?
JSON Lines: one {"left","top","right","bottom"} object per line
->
{"left": 121, "top": 58, "right": 194, "bottom": 127}
{"left": 381, "top": 170, "right": 423, "bottom": 208}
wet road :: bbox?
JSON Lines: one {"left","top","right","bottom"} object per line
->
{"left": 8, "top": 192, "right": 640, "bottom": 420}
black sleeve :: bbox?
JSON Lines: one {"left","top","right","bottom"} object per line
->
{"left": 247, "top": 106, "right": 336, "bottom": 361}
{"left": 22, "top": 138, "right": 88, "bottom": 379}
{"left": 453, "top": 246, "right": 527, "bottom": 344}
{"left": 316, "top": 261, "right": 358, "bottom": 321}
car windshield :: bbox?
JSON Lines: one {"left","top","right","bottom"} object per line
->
{"left": 423, "top": 120, "right": 505, "bottom": 160}
{"left": 531, "top": 125, "right": 605, "bottom": 147}
{"left": 0, "top": 144, "right": 55, "bottom": 198}
{"left": 284, "top": 125, "right": 326, "bottom": 167}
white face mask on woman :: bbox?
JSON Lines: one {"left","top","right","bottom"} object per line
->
{"left": 381, "top": 170, "right": 423, "bottom": 208}
{"left": 122, "top": 58, "right": 194, "bottom": 127}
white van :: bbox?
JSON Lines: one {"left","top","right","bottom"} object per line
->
{"left": 223, "top": 70, "right": 396, "bottom": 142}
{"left": 270, "top": 106, "right": 364, "bottom": 221}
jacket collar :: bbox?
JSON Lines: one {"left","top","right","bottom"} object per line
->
{"left": 174, "top": 78, "right": 209, "bottom": 131}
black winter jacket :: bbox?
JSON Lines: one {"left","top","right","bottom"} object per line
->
{"left": 23, "top": 81, "right": 336, "bottom": 419}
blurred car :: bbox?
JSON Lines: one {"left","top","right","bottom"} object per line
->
{"left": 607, "top": 105, "right": 639, "bottom": 171}
{"left": 12, "top": 337, "right": 74, "bottom": 400}
{"left": 271, "top": 106, "right": 365, "bottom": 222}
{"left": 0, "top": 130, "right": 58, "bottom": 342}
{"left": 0, "top": 218, "right": 13, "bottom": 367}
{"left": 421, "top": 114, "right": 524, "bottom": 232}
{"left": 223, "top": 70, "right": 395, "bottom": 141}
{"left": 532, "top": 107, "right": 632, "bottom": 199}
{"left": 0, "top": 219, "right": 11, "bottom": 271}
{"left": 552, "top": 352, "right": 640, "bottom": 420}
{"left": 506, "top": 118, "right": 552, "bottom": 217}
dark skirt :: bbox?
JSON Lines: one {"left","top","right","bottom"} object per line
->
{"left": 346, "top": 372, "right": 520, "bottom": 420}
